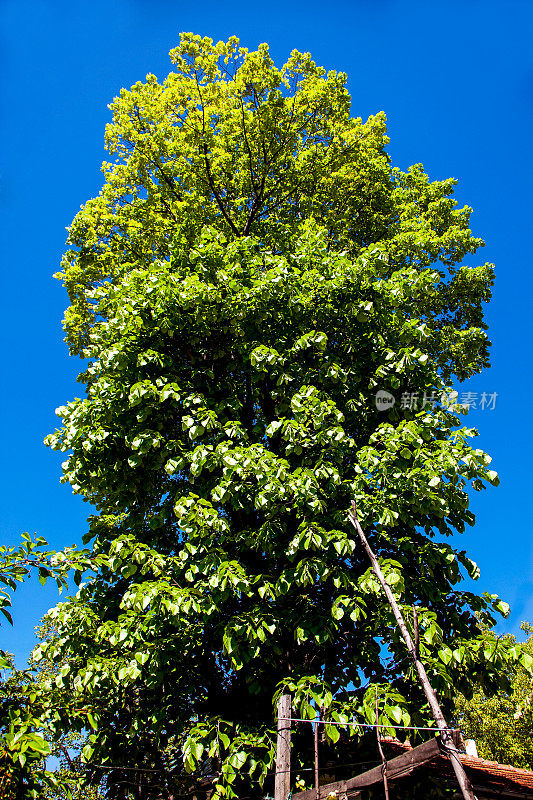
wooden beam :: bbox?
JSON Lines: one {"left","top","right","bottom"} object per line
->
{"left": 292, "top": 738, "right": 442, "bottom": 800}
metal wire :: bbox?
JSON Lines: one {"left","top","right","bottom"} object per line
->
{"left": 279, "top": 716, "right": 456, "bottom": 732}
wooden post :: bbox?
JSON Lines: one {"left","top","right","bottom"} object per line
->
{"left": 313, "top": 716, "right": 320, "bottom": 800}
{"left": 275, "top": 692, "right": 292, "bottom": 800}
{"left": 348, "top": 503, "right": 476, "bottom": 800}
{"left": 375, "top": 687, "right": 390, "bottom": 800}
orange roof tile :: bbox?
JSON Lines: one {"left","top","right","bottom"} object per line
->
{"left": 382, "top": 736, "right": 533, "bottom": 792}
{"left": 458, "top": 752, "right": 533, "bottom": 790}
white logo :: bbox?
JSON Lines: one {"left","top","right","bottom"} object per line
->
{"left": 375, "top": 390, "right": 395, "bottom": 411}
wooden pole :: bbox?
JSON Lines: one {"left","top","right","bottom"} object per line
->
{"left": 375, "top": 687, "right": 390, "bottom": 800}
{"left": 314, "top": 715, "right": 320, "bottom": 800}
{"left": 275, "top": 692, "right": 292, "bottom": 800}
{"left": 348, "top": 503, "right": 476, "bottom": 800}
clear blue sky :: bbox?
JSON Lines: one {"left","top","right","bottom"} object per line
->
{"left": 1, "top": 0, "right": 532, "bottom": 666}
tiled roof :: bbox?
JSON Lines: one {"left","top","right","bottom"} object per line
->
{"left": 383, "top": 736, "right": 533, "bottom": 792}
{"left": 458, "top": 752, "right": 533, "bottom": 790}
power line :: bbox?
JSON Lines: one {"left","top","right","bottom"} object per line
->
{"left": 1, "top": 696, "right": 456, "bottom": 734}
{"left": 279, "top": 716, "right": 457, "bottom": 732}
{"left": 87, "top": 758, "right": 382, "bottom": 777}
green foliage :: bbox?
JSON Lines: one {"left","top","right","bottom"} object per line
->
{"left": 454, "top": 624, "right": 533, "bottom": 769}
{"left": 0, "top": 537, "right": 96, "bottom": 798}
{"left": 27, "top": 619, "right": 103, "bottom": 800}
{"left": 0, "top": 654, "right": 65, "bottom": 799}
{"left": 35, "top": 33, "right": 515, "bottom": 798}
{"left": 0, "top": 534, "right": 76, "bottom": 655}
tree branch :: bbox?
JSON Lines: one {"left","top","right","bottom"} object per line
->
{"left": 194, "top": 74, "right": 240, "bottom": 236}
{"left": 347, "top": 502, "right": 476, "bottom": 800}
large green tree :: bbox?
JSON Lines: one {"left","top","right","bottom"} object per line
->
{"left": 37, "top": 34, "right": 523, "bottom": 799}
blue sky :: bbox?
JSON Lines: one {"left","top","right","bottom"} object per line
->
{"left": 1, "top": 0, "right": 532, "bottom": 665}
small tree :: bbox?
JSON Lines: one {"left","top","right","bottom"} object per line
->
{"left": 0, "top": 536, "right": 87, "bottom": 799}
{"left": 454, "top": 624, "right": 533, "bottom": 769}
{"left": 39, "top": 34, "right": 523, "bottom": 798}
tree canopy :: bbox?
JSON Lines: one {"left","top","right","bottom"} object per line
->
{"left": 30, "top": 33, "right": 524, "bottom": 799}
